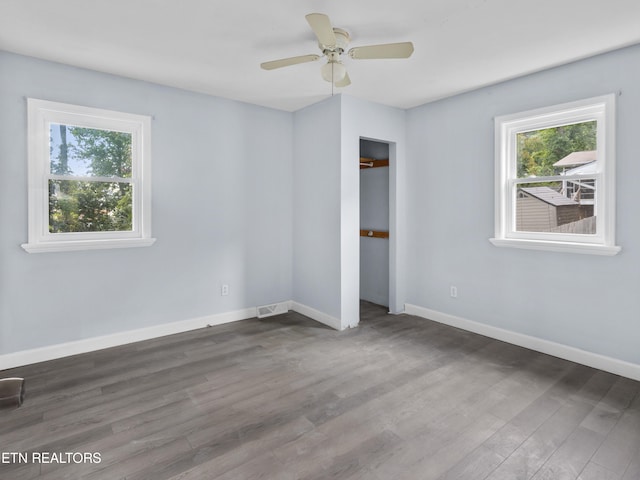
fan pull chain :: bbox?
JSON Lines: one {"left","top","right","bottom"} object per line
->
{"left": 331, "top": 62, "right": 334, "bottom": 96}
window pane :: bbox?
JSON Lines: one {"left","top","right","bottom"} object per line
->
{"left": 49, "top": 180, "right": 133, "bottom": 233}
{"left": 49, "top": 124, "right": 132, "bottom": 178}
{"left": 515, "top": 180, "right": 596, "bottom": 234}
{"left": 516, "top": 121, "right": 597, "bottom": 178}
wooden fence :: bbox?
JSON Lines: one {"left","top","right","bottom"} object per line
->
{"left": 552, "top": 216, "right": 596, "bottom": 234}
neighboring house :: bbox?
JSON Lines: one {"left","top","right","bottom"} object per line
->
{"left": 553, "top": 150, "right": 596, "bottom": 170}
{"left": 553, "top": 150, "right": 597, "bottom": 204}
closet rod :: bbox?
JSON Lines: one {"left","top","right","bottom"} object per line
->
{"left": 359, "top": 157, "right": 389, "bottom": 169}
{"left": 360, "top": 229, "right": 389, "bottom": 238}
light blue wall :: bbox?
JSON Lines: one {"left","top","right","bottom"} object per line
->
{"left": 360, "top": 140, "right": 390, "bottom": 307}
{"left": 292, "top": 96, "right": 342, "bottom": 321}
{"left": 0, "top": 52, "right": 293, "bottom": 355}
{"left": 406, "top": 44, "right": 640, "bottom": 365}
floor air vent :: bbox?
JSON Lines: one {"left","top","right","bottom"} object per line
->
{"left": 257, "top": 302, "right": 288, "bottom": 319}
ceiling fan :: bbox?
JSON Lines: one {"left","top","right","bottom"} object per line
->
{"left": 260, "top": 13, "right": 414, "bottom": 87}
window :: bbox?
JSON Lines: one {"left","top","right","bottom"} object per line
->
{"left": 22, "top": 99, "right": 155, "bottom": 253}
{"left": 491, "top": 94, "right": 620, "bottom": 255}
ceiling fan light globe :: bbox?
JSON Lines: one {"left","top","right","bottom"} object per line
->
{"left": 321, "top": 61, "right": 347, "bottom": 83}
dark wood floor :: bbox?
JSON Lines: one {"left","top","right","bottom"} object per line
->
{"left": 1, "top": 302, "right": 639, "bottom": 480}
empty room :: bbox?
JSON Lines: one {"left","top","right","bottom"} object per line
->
{"left": 1, "top": 1, "right": 639, "bottom": 479}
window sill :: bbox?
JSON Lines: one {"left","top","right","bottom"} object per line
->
{"left": 489, "top": 238, "right": 621, "bottom": 256}
{"left": 21, "top": 237, "right": 156, "bottom": 253}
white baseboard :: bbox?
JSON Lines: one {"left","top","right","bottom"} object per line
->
{"left": 0, "top": 307, "right": 256, "bottom": 371}
{"left": 289, "top": 301, "right": 343, "bottom": 331}
{"left": 0, "top": 301, "right": 345, "bottom": 371}
{"left": 404, "top": 304, "right": 640, "bottom": 382}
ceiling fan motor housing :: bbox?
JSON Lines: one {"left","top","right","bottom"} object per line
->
{"left": 319, "top": 28, "right": 350, "bottom": 55}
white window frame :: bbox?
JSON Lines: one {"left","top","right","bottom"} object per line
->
{"left": 490, "top": 94, "right": 620, "bottom": 256}
{"left": 22, "top": 99, "right": 155, "bottom": 253}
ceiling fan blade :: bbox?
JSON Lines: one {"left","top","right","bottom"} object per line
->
{"left": 348, "top": 42, "right": 414, "bottom": 60}
{"left": 335, "top": 72, "right": 351, "bottom": 88}
{"left": 260, "top": 54, "right": 320, "bottom": 70}
{"left": 305, "top": 13, "right": 337, "bottom": 47}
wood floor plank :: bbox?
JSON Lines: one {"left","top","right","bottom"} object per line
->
{"left": 452, "top": 364, "right": 612, "bottom": 480}
{"left": 530, "top": 426, "right": 605, "bottom": 480}
{"left": 578, "top": 462, "right": 621, "bottom": 480}
{"left": 590, "top": 389, "right": 640, "bottom": 477}
{"left": 621, "top": 445, "right": 640, "bottom": 480}
{"left": 396, "top": 413, "right": 506, "bottom": 480}
{"left": 436, "top": 445, "right": 505, "bottom": 480}
{"left": 580, "top": 376, "right": 639, "bottom": 437}
{"left": 1, "top": 301, "right": 639, "bottom": 480}
{"left": 296, "top": 429, "right": 404, "bottom": 480}
{"left": 167, "top": 416, "right": 314, "bottom": 480}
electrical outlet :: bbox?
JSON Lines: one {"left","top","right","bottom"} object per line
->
{"left": 450, "top": 285, "right": 458, "bottom": 298}
{"left": 221, "top": 284, "right": 229, "bottom": 296}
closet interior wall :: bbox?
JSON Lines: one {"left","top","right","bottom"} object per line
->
{"left": 359, "top": 139, "right": 390, "bottom": 307}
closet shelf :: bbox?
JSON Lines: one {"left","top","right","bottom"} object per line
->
{"left": 360, "top": 157, "right": 389, "bottom": 169}
{"left": 360, "top": 229, "right": 389, "bottom": 238}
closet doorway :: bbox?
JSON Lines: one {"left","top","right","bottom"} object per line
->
{"left": 359, "top": 138, "right": 390, "bottom": 311}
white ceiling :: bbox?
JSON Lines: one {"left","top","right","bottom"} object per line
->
{"left": 1, "top": 1, "right": 640, "bottom": 112}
